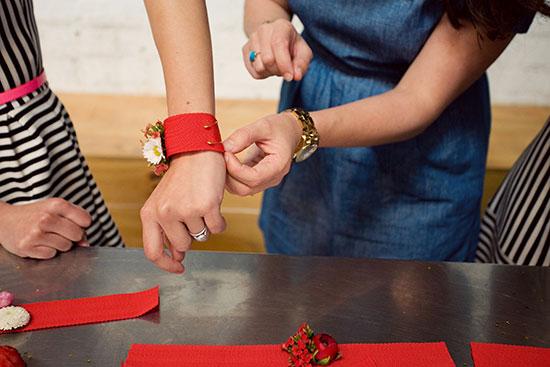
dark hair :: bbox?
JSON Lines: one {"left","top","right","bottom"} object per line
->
{"left": 445, "top": 0, "right": 550, "bottom": 40}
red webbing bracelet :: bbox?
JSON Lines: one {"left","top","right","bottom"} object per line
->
{"left": 164, "top": 113, "right": 224, "bottom": 158}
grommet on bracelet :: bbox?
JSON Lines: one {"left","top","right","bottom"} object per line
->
{"left": 203, "top": 120, "right": 218, "bottom": 129}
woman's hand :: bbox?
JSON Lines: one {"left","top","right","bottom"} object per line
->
{"left": 0, "top": 199, "right": 91, "bottom": 259}
{"left": 243, "top": 19, "right": 313, "bottom": 81}
{"left": 224, "top": 112, "right": 302, "bottom": 196}
{"left": 140, "top": 151, "right": 227, "bottom": 274}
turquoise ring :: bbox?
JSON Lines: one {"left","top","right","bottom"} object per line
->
{"left": 249, "top": 50, "right": 259, "bottom": 63}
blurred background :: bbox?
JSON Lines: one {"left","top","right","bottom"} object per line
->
{"left": 34, "top": 0, "right": 550, "bottom": 251}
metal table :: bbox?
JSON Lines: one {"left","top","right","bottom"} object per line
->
{"left": 0, "top": 247, "right": 548, "bottom": 366}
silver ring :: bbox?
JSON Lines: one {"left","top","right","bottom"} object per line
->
{"left": 189, "top": 226, "right": 209, "bottom": 242}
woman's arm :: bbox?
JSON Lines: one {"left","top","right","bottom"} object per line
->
{"left": 141, "top": 0, "right": 226, "bottom": 274}
{"left": 224, "top": 14, "right": 513, "bottom": 195}
{"left": 311, "top": 14, "right": 512, "bottom": 147}
{"left": 145, "top": 0, "right": 214, "bottom": 114}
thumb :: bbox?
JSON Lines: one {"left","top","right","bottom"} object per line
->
{"left": 292, "top": 37, "right": 313, "bottom": 81}
{"left": 223, "top": 121, "right": 267, "bottom": 154}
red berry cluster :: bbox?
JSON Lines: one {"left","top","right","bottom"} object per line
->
{"left": 282, "top": 323, "right": 317, "bottom": 367}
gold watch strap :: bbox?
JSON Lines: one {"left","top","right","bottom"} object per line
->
{"left": 287, "top": 108, "right": 319, "bottom": 160}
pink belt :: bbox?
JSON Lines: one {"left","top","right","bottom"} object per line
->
{"left": 0, "top": 71, "right": 47, "bottom": 105}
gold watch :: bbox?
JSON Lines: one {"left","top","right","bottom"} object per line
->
{"left": 287, "top": 107, "right": 320, "bottom": 162}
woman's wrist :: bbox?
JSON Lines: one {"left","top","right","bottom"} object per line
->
{"left": 244, "top": 0, "right": 292, "bottom": 36}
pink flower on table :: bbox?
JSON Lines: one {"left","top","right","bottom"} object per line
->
{"left": 0, "top": 291, "right": 14, "bottom": 308}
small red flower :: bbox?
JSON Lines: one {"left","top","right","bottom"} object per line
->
{"left": 153, "top": 163, "right": 169, "bottom": 176}
{"left": 282, "top": 323, "right": 340, "bottom": 366}
{"left": 313, "top": 334, "right": 339, "bottom": 365}
{"left": 0, "top": 346, "right": 26, "bottom": 367}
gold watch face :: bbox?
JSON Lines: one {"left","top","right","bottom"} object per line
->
{"left": 295, "top": 144, "right": 318, "bottom": 162}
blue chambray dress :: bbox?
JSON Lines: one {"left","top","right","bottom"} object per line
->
{"left": 260, "top": 1, "right": 494, "bottom": 261}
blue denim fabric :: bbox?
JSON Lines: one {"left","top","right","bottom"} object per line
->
{"left": 260, "top": 1, "right": 491, "bottom": 261}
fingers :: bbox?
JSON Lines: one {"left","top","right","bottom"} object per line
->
{"left": 141, "top": 212, "right": 184, "bottom": 274}
{"left": 29, "top": 246, "right": 57, "bottom": 260}
{"left": 241, "top": 144, "right": 266, "bottom": 167}
{"left": 225, "top": 152, "right": 289, "bottom": 195}
{"left": 164, "top": 232, "right": 185, "bottom": 263}
{"left": 242, "top": 42, "right": 262, "bottom": 79}
{"left": 41, "top": 233, "right": 73, "bottom": 252}
{"left": 223, "top": 122, "right": 267, "bottom": 154}
{"left": 42, "top": 215, "right": 86, "bottom": 242}
{"left": 249, "top": 33, "right": 266, "bottom": 76}
{"left": 204, "top": 210, "right": 226, "bottom": 234}
{"left": 292, "top": 37, "right": 313, "bottom": 80}
{"left": 226, "top": 152, "right": 284, "bottom": 187}
{"left": 258, "top": 25, "right": 277, "bottom": 76}
{"left": 46, "top": 198, "right": 92, "bottom": 228}
{"left": 161, "top": 220, "right": 192, "bottom": 253}
{"left": 169, "top": 243, "right": 185, "bottom": 263}
{"left": 184, "top": 216, "right": 207, "bottom": 237}
{"left": 226, "top": 173, "right": 254, "bottom": 196}
{"left": 271, "top": 27, "right": 294, "bottom": 81}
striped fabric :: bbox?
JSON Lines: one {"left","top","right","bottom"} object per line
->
{"left": 476, "top": 118, "right": 549, "bottom": 266}
{"left": 1, "top": 0, "right": 123, "bottom": 247}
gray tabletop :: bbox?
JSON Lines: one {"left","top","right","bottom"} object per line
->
{"left": 0, "top": 247, "right": 548, "bottom": 366}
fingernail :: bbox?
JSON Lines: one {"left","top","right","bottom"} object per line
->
{"left": 223, "top": 140, "right": 234, "bottom": 152}
{"left": 78, "top": 240, "right": 90, "bottom": 247}
{"left": 224, "top": 153, "right": 230, "bottom": 163}
{"left": 284, "top": 73, "right": 293, "bottom": 81}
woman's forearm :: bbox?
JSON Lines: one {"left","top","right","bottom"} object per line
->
{"left": 145, "top": 0, "right": 214, "bottom": 115}
{"left": 244, "top": 0, "right": 291, "bottom": 36}
{"left": 311, "top": 14, "right": 513, "bottom": 148}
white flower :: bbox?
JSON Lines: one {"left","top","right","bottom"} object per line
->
{"left": 0, "top": 306, "right": 30, "bottom": 330}
{"left": 142, "top": 137, "right": 165, "bottom": 165}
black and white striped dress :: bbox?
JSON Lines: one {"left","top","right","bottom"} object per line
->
{"left": 1, "top": 0, "right": 123, "bottom": 247}
{"left": 477, "top": 118, "right": 549, "bottom": 266}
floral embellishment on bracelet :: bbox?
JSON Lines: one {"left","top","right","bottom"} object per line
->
{"left": 141, "top": 121, "right": 169, "bottom": 176}
{"left": 282, "top": 323, "right": 341, "bottom": 366}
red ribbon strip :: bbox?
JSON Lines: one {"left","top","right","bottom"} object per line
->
{"left": 2, "top": 287, "right": 159, "bottom": 333}
{"left": 122, "top": 342, "right": 454, "bottom": 367}
{"left": 0, "top": 71, "right": 46, "bottom": 105}
{"left": 164, "top": 113, "right": 224, "bottom": 158}
{"left": 471, "top": 342, "right": 550, "bottom": 367}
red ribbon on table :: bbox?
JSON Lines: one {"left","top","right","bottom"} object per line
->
{"left": 122, "top": 342, "right": 455, "bottom": 367}
{"left": 471, "top": 342, "right": 550, "bottom": 367}
{"left": 1, "top": 286, "right": 159, "bottom": 333}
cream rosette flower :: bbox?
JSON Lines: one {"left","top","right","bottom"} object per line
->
{"left": 0, "top": 306, "right": 31, "bottom": 330}
{"left": 142, "top": 137, "right": 165, "bottom": 165}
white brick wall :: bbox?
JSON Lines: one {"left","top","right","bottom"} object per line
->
{"left": 34, "top": 0, "right": 549, "bottom": 105}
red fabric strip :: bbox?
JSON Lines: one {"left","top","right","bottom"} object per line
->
{"left": 471, "top": 342, "right": 550, "bottom": 367}
{"left": 2, "top": 287, "right": 159, "bottom": 333}
{"left": 164, "top": 113, "right": 224, "bottom": 158}
{"left": 122, "top": 342, "right": 454, "bottom": 367}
